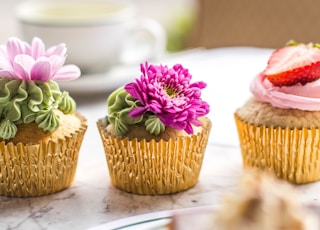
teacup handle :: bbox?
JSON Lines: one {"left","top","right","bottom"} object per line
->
{"left": 119, "top": 17, "right": 167, "bottom": 65}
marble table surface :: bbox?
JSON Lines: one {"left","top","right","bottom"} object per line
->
{"left": 1, "top": 47, "right": 320, "bottom": 230}
{"left": 1, "top": 0, "right": 320, "bottom": 229}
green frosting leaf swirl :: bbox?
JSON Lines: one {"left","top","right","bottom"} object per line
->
{"left": 0, "top": 78, "right": 20, "bottom": 104}
{"left": 20, "top": 104, "right": 36, "bottom": 124}
{"left": 0, "top": 78, "right": 76, "bottom": 139}
{"left": 58, "top": 91, "right": 76, "bottom": 114}
{"left": 107, "top": 86, "right": 165, "bottom": 136}
{"left": 35, "top": 109, "right": 60, "bottom": 132}
{"left": 145, "top": 115, "right": 165, "bottom": 136}
{"left": 27, "top": 81, "right": 43, "bottom": 112}
{"left": 114, "top": 117, "right": 128, "bottom": 136}
{"left": 0, "top": 120, "right": 17, "bottom": 140}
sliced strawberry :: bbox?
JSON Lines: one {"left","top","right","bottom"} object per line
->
{"left": 263, "top": 44, "right": 320, "bottom": 87}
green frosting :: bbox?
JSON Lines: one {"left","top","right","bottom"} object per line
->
{"left": 58, "top": 91, "right": 76, "bottom": 114}
{"left": 0, "top": 78, "right": 76, "bottom": 140}
{"left": 0, "top": 120, "right": 17, "bottom": 140}
{"left": 107, "top": 87, "right": 165, "bottom": 136}
{"left": 35, "top": 109, "right": 60, "bottom": 132}
{"left": 145, "top": 115, "right": 165, "bottom": 136}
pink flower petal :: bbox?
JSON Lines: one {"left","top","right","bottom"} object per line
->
{"left": 7, "top": 37, "right": 31, "bottom": 64}
{"left": 0, "top": 70, "right": 20, "bottom": 79}
{"left": 0, "top": 45, "right": 7, "bottom": 58}
{"left": 184, "top": 123, "right": 193, "bottom": 134}
{"left": 0, "top": 56, "right": 12, "bottom": 70}
{"left": 165, "top": 118, "right": 186, "bottom": 130}
{"left": 49, "top": 55, "right": 65, "bottom": 75}
{"left": 30, "top": 58, "right": 51, "bottom": 81}
{"left": 52, "top": 65, "right": 80, "bottom": 81}
{"left": 124, "top": 62, "right": 210, "bottom": 134}
{"left": 46, "top": 43, "right": 66, "bottom": 57}
{"left": 31, "top": 37, "right": 45, "bottom": 59}
{"left": 125, "top": 82, "right": 145, "bottom": 104}
{"left": 129, "top": 107, "right": 147, "bottom": 118}
{"left": 190, "top": 81, "right": 207, "bottom": 89}
{"left": 13, "top": 54, "right": 35, "bottom": 80}
{"left": 0, "top": 37, "right": 80, "bottom": 82}
{"left": 191, "top": 119, "right": 202, "bottom": 127}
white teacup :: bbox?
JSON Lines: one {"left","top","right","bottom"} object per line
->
{"left": 15, "top": 0, "right": 167, "bottom": 74}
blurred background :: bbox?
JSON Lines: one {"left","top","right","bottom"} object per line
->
{"left": 0, "top": 0, "right": 197, "bottom": 52}
{"left": 2, "top": 0, "right": 320, "bottom": 51}
{"left": 192, "top": 0, "right": 320, "bottom": 49}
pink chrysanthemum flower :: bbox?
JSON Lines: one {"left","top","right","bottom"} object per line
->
{"left": 0, "top": 37, "right": 80, "bottom": 82}
{"left": 125, "top": 62, "right": 210, "bottom": 134}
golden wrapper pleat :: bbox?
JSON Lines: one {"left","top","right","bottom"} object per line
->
{"left": 97, "top": 117, "right": 211, "bottom": 195}
{"left": 235, "top": 114, "right": 320, "bottom": 184}
{"left": 0, "top": 113, "right": 87, "bottom": 197}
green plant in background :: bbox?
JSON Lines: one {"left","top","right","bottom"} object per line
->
{"left": 166, "top": 9, "right": 196, "bottom": 52}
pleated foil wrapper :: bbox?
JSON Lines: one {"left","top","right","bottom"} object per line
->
{"left": 235, "top": 113, "right": 320, "bottom": 184}
{"left": 0, "top": 113, "right": 87, "bottom": 197}
{"left": 97, "top": 117, "right": 211, "bottom": 195}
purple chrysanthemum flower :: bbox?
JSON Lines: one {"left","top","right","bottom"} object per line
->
{"left": 124, "top": 62, "right": 210, "bottom": 134}
{"left": 0, "top": 37, "right": 80, "bottom": 82}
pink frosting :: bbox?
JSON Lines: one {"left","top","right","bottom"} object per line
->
{"left": 250, "top": 73, "right": 320, "bottom": 111}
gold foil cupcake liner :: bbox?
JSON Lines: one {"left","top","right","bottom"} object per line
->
{"left": 97, "top": 117, "right": 211, "bottom": 195}
{"left": 0, "top": 113, "right": 87, "bottom": 197}
{"left": 235, "top": 113, "right": 320, "bottom": 184}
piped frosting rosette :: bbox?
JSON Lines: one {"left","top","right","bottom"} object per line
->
{"left": 0, "top": 79, "right": 75, "bottom": 140}
{"left": 0, "top": 37, "right": 87, "bottom": 197}
{"left": 251, "top": 73, "right": 320, "bottom": 111}
{"left": 235, "top": 41, "right": 320, "bottom": 184}
{"left": 97, "top": 62, "right": 211, "bottom": 194}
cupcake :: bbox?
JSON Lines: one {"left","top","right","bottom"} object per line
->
{"left": 169, "top": 170, "right": 320, "bottom": 230}
{"left": 97, "top": 62, "right": 211, "bottom": 195}
{"left": 212, "top": 170, "right": 320, "bottom": 230}
{"left": 0, "top": 37, "right": 87, "bottom": 197}
{"left": 235, "top": 41, "right": 320, "bottom": 184}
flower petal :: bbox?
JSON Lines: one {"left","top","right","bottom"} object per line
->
{"left": 146, "top": 102, "right": 162, "bottom": 113}
{"left": 30, "top": 58, "right": 51, "bottom": 81}
{"left": 184, "top": 123, "right": 193, "bottom": 134}
{"left": 45, "top": 43, "right": 66, "bottom": 57}
{"left": 0, "top": 37, "right": 80, "bottom": 82}
{"left": 124, "top": 61, "right": 210, "bottom": 134}
{"left": 0, "top": 56, "right": 12, "bottom": 70}
{"left": 7, "top": 37, "right": 31, "bottom": 64}
{"left": 167, "top": 119, "right": 186, "bottom": 130}
{"left": 191, "top": 119, "right": 202, "bottom": 127}
{"left": 49, "top": 55, "right": 66, "bottom": 76}
{"left": 13, "top": 54, "right": 35, "bottom": 80}
{"left": 125, "top": 82, "right": 145, "bottom": 103}
{"left": 52, "top": 65, "right": 80, "bottom": 81}
{"left": 0, "top": 70, "right": 20, "bottom": 79}
{"left": 0, "top": 45, "right": 7, "bottom": 58}
{"left": 128, "top": 106, "right": 147, "bottom": 118}
{"left": 31, "top": 37, "right": 45, "bottom": 59}
{"left": 190, "top": 81, "right": 207, "bottom": 89}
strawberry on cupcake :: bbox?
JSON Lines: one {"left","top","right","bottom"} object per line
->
{"left": 264, "top": 41, "right": 320, "bottom": 87}
{"left": 235, "top": 41, "right": 320, "bottom": 184}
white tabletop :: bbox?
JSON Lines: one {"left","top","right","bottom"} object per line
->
{"left": 1, "top": 47, "right": 320, "bottom": 230}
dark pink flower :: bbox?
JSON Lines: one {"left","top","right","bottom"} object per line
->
{"left": 124, "top": 62, "right": 210, "bottom": 134}
{"left": 0, "top": 37, "right": 80, "bottom": 82}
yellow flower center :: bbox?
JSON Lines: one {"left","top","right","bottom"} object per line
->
{"left": 165, "top": 87, "right": 176, "bottom": 97}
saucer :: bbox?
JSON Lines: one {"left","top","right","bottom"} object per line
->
{"left": 58, "top": 64, "right": 139, "bottom": 95}
{"left": 58, "top": 49, "right": 205, "bottom": 95}
{"left": 87, "top": 206, "right": 216, "bottom": 230}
